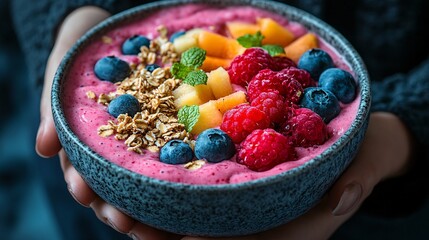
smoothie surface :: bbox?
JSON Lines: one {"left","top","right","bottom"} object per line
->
{"left": 63, "top": 4, "right": 360, "bottom": 185}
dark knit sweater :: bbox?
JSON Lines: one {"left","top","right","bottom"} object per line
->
{"left": 11, "top": 0, "right": 429, "bottom": 231}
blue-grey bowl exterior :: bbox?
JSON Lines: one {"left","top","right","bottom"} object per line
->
{"left": 51, "top": 0, "right": 371, "bottom": 237}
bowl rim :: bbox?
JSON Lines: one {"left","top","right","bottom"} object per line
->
{"left": 52, "top": 0, "right": 371, "bottom": 191}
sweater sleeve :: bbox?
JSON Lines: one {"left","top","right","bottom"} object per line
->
{"left": 362, "top": 57, "right": 429, "bottom": 217}
{"left": 370, "top": 57, "right": 429, "bottom": 149}
{"left": 11, "top": 0, "right": 137, "bottom": 87}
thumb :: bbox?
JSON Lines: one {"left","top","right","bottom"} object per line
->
{"left": 328, "top": 112, "right": 413, "bottom": 216}
{"left": 36, "top": 6, "right": 111, "bottom": 157}
{"left": 328, "top": 162, "right": 373, "bottom": 216}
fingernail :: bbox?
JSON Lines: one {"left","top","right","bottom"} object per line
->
{"left": 36, "top": 119, "right": 52, "bottom": 158}
{"left": 35, "top": 123, "right": 46, "bottom": 156}
{"left": 67, "top": 183, "right": 88, "bottom": 208}
{"left": 128, "top": 233, "right": 139, "bottom": 240}
{"left": 106, "top": 218, "right": 120, "bottom": 232}
{"left": 332, "top": 182, "right": 363, "bottom": 216}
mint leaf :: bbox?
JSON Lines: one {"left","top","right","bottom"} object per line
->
{"left": 171, "top": 62, "right": 193, "bottom": 79}
{"left": 171, "top": 47, "right": 208, "bottom": 82}
{"left": 262, "top": 44, "right": 285, "bottom": 56}
{"left": 183, "top": 70, "right": 208, "bottom": 86}
{"left": 237, "top": 31, "right": 264, "bottom": 48}
{"left": 178, "top": 105, "right": 200, "bottom": 132}
{"left": 181, "top": 47, "right": 206, "bottom": 68}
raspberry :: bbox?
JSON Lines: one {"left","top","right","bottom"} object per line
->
{"left": 250, "top": 91, "right": 285, "bottom": 124}
{"left": 280, "top": 101, "right": 298, "bottom": 124}
{"left": 220, "top": 104, "right": 271, "bottom": 144}
{"left": 279, "top": 75, "right": 305, "bottom": 103}
{"left": 237, "top": 129, "right": 296, "bottom": 171}
{"left": 271, "top": 56, "right": 296, "bottom": 71}
{"left": 279, "top": 108, "right": 329, "bottom": 147}
{"left": 280, "top": 67, "right": 316, "bottom": 88}
{"left": 227, "top": 48, "right": 273, "bottom": 87}
{"left": 247, "top": 69, "right": 304, "bottom": 103}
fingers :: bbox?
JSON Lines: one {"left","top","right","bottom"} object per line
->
{"left": 89, "top": 202, "right": 183, "bottom": 240}
{"left": 60, "top": 150, "right": 181, "bottom": 239}
{"left": 36, "top": 118, "right": 62, "bottom": 157}
{"left": 61, "top": 150, "right": 135, "bottom": 233}
{"left": 60, "top": 149, "right": 97, "bottom": 207}
{"left": 37, "top": 6, "right": 111, "bottom": 158}
{"left": 90, "top": 198, "right": 136, "bottom": 234}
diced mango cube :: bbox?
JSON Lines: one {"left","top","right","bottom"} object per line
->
{"left": 172, "top": 84, "right": 194, "bottom": 99}
{"left": 198, "top": 31, "right": 245, "bottom": 59}
{"left": 215, "top": 91, "right": 247, "bottom": 114}
{"left": 174, "top": 91, "right": 204, "bottom": 109}
{"left": 194, "top": 84, "right": 215, "bottom": 103}
{"left": 284, "top": 33, "right": 319, "bottom": 63}
{"left": 257, "top": 18, "right": 295, "bottom": 47}
{"left": 173, "top": 36, "right": 198, "bottom": 54}
{"left": 201, "top": 56, "right": 232, "bottom": 72}
{"left": 191, "top": 101, "right": 223, "bottom": 135}
{"left": 226, "top": 22, "right": 260, "bottom": 39}
{"left": 207, "top": 67, "right": 233, "bottom": 99}
{"left": 186, "top": 28, "right": 204, "bottom": 40}
{"left": 172, "top": 28, "right": 205, "bottom": 53}
{"left": 173, "top": 84, "right": 214, "bottom": 109}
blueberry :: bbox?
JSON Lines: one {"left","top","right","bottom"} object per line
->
{"left": 194, "top": 129, "right": 236, "bottom": 163}
{"left": 298, "top": 49, "right": 334, "bottom": 80}
{"left": 300, "top": 87, "right": 340, "bottom": 123}
{"left": 122, "top": 35, "right": 151, "bottom": 55}
{"left": 169, "top": 30, "right": 186, "bottom": 43}
{"left": 318, "top": 68, "right": 357, "bottom": 103}
{"left": 108, "top": 94, "right": 140, "bottom": 118}
{"left": 145, "top": 63, "right": 160, "bottom": 72}
{"left": 94, "top": 56, "right": 130, "bottom": 83}
{"left": 160, "top": 140, "right": 194, "bottom": 164}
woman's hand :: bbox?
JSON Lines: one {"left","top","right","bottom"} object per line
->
{"left": 38, "top": 6, "right": 181, "bottom": 240}
{"left": 182, "top": 112, "right": 414, "bottom": 240}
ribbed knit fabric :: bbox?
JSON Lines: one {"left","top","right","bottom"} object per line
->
{"left": 11, "top": 0, "right": 429, "bottom": 218}
{"left": 371, "top": 59, "right": 429, "bottom": 148}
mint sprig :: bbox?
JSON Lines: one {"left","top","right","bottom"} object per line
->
{"left": 237, "top": 31, "right": 264, "bottom": 48}
{"left": 262, "top": 44, "right": 285, "bottom": 56}
{"left": 178, "top": 105, "right": 200, "bottom": 132}
{"left": 171, "top": 47, "right": 207, "bottom": 86}
{"left": 237, "top": 32, "right": 285, "bottom": 57}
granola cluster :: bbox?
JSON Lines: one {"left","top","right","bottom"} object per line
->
{"left": 139, "top": 25, "right": 180, "bottom": 66}
{"left": 92, "top": 26, "right": 194, "bottom": 154}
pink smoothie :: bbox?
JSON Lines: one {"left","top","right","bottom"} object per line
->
{"left": 63, "top": 4, "right": 360, "bottom": 185}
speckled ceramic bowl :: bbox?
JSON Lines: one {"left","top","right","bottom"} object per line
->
{"left": 52, "top": 0, "right": 370, "bottom": 237}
